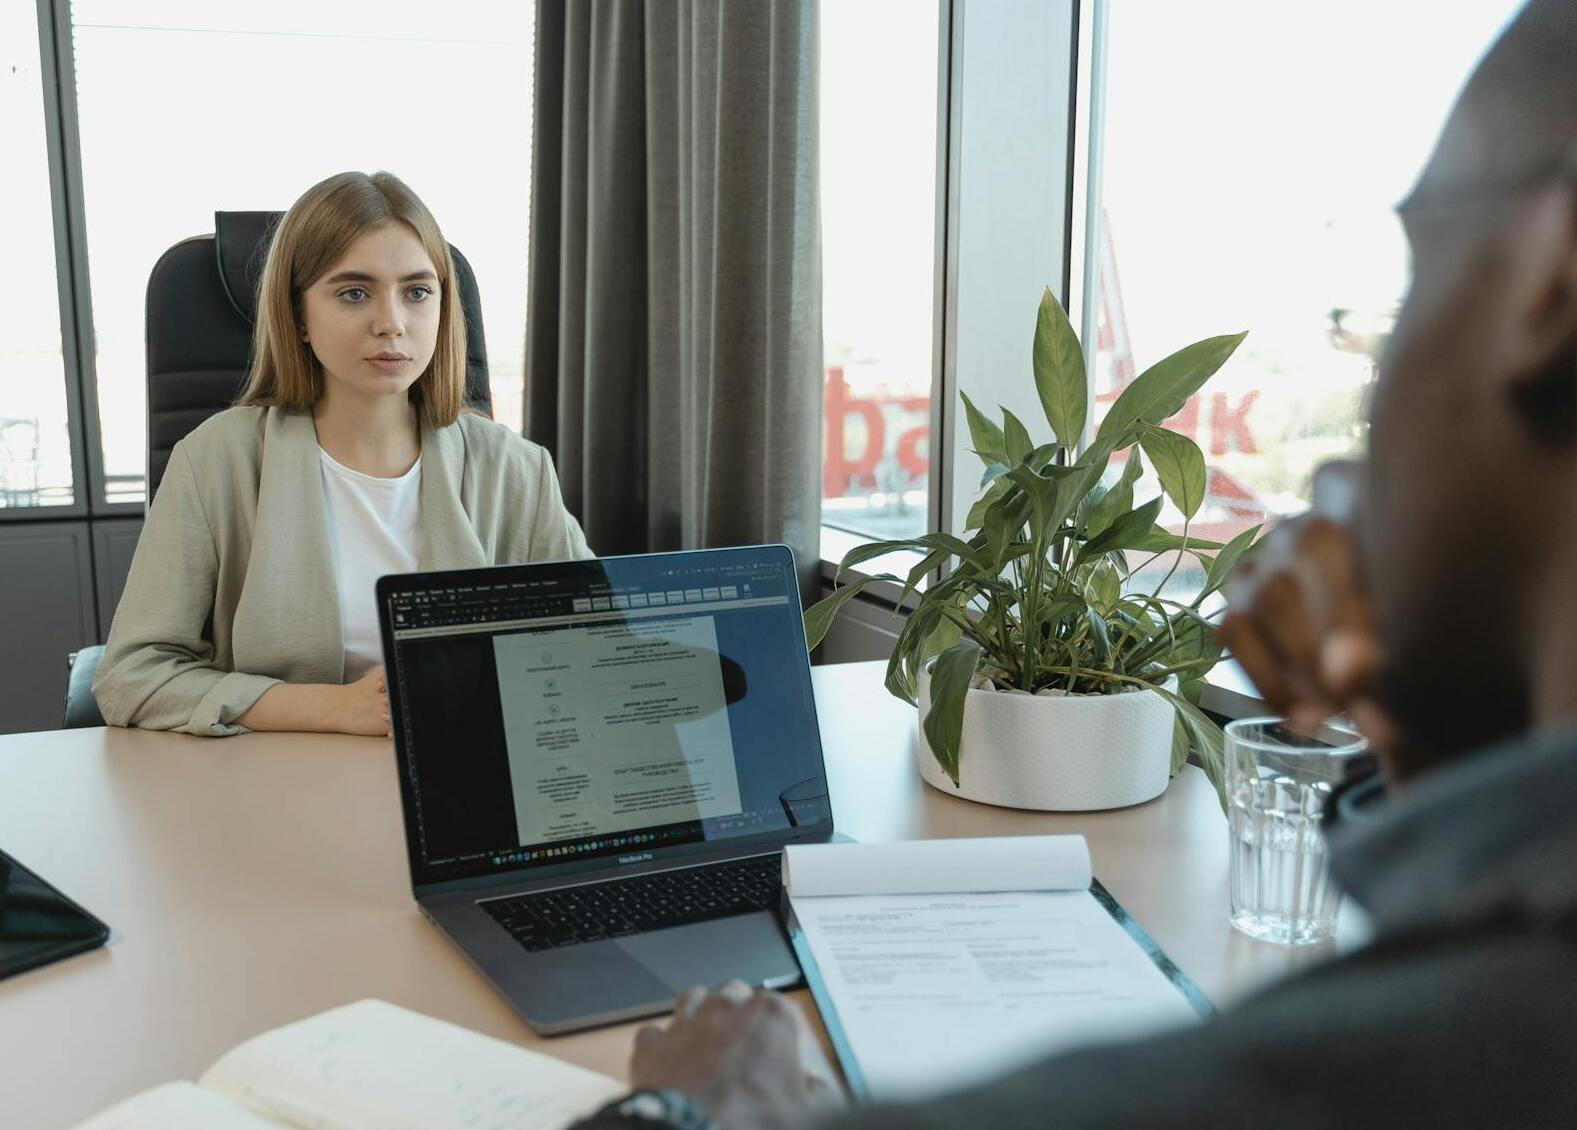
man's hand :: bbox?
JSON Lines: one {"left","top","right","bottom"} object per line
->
{"left": 336, "top": 665, "right": 391, "bottom": 737}
{"left": 1218, "top": 462, "right": 1396, "bottom": 751}
{"left": 630, "top": 982, "right": 845, "bottom": 1130}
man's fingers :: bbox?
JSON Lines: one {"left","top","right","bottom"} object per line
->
{"left": 1252, "top": 572, "right": 1324, "bottom": 692}
{"left": 1310, "top": 460, "right": 1362, "bottom": 520}
{"left": 1219, "top": 614, "right": 1300, "bottom": 715}
{"left": 1349, "top": 697, "right": 1401, "bottom": 756}
{"left": 674, "top": 986, "right": 706, "bottom": 1017}
{"left": 1319, "top": 627, "right": 1383, "bottom": 700}
{"left": 629, "top": 1024, "right": 665, "bottom": 1085}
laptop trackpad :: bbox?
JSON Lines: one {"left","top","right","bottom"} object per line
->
{"left": 616, "top": 912, "right": 800, "bottom": 993}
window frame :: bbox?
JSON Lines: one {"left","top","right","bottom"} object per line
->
{"left": 820, "top": 0, "right": 1088, "bottom": 589}
{"left": 819, "top": 0, "right": 1270, "bottom": 719}
{"left": 0, "top": 0, "right": 95, "bottom": 524}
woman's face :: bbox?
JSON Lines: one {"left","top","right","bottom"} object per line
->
{"left": 299, "top": 223, "right": 441, "bottom": 405}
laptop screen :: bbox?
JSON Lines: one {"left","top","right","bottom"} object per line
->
{"left": 378, "top": 546, "right": 829, "bottom": 890}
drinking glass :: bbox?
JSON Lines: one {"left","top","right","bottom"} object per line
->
{"left": 1226, "top": 717, "right": 1366, "bottom": 945}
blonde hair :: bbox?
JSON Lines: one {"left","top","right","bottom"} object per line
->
{"left": 237, "top": 171, "right": 466, "bottom": 428}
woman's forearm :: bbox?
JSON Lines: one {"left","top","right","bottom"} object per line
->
{"left": 236, "top": 682, "right": 348, "bottom": 733}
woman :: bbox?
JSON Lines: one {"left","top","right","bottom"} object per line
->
{"left": 94, "top": 171, "right": 591, "bottom": 737}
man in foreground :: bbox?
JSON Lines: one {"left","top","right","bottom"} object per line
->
{"left": 575, "top": 2, "right": 1577, "bottom": 1125}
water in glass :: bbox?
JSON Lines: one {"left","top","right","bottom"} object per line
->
{"left": 1225, "top": 718, "right": 1364, "bottom": 946}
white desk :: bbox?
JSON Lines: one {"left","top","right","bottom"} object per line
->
{"left": 0, "top": 661, "right": 1331, "bottom": 1129}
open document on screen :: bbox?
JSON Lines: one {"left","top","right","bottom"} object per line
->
{"left": 494, "top": 616, "right": 743, "bottom": 843}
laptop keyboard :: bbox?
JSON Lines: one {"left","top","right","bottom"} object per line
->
{"left": 481, "top": 853, "right": 784, "bottom": 952}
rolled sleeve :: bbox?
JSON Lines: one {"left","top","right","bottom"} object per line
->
{"left": 93, "top": 445, "right": 281, "bottom": 735}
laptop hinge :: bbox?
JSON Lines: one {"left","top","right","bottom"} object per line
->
{"left": 412, "top": 824, "right": 833, "bottom": 903}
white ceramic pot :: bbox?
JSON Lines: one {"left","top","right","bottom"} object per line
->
{"left": 916, "top": 667, "right": 1177, "bottom": 811}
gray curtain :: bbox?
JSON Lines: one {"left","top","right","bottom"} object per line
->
{"left": 526, "top": 0, "right": 823, "bottom": 600}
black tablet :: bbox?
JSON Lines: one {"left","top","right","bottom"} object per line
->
{"left": 0, "top": 848, "right": 110, "bottom": 982}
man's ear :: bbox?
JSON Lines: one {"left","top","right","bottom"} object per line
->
{"left": 1503, "top": 183, "right": 1577, "bottom": 372}
{"left": 1502, "top": 184, "right": 1577, "bottom": 446}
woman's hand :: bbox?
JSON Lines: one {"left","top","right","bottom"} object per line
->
{"left": 337, "top": 665, "right": 391, "bottom": 737}
{"left": 236, "top": 667, "right": 391, "bottom": 736}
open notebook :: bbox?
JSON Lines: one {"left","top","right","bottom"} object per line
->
{"left": 782, "top": 835, "right": 1210, "bottom": 1101}
{"left": 73, "top": 1000, "right": 624, "bottom": 1130}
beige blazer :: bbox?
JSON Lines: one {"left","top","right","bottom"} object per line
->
{"left": 94, "top": 405, "right": 592, "bottom": 736}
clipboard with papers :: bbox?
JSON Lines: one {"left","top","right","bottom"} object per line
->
{"left": 780, "top": 836, "right": 1212, "bottom": 1102}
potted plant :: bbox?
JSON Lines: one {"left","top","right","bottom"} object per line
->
{"left": 805, "top": 289, "right": 1259, "bottom": 811}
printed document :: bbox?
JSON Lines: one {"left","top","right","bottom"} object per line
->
{"left": 784, "top": 836, "right": 1201, "bottom": 1100}
{"left": 495, "top": 617, "right": 742, "bottom": 842}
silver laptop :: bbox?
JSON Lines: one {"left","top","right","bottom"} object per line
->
{"left": 376, "top": 545, "right": 832, "bottom": 1034}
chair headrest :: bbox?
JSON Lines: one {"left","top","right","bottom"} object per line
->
{"left": 213, "top": 211, "right": 282, "bottom": 325}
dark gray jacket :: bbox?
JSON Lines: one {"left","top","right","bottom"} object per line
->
{"left": 827, "top": 729, "right": 1577, "bottom": 1128}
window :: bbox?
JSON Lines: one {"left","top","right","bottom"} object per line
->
{"left": 0, "top": 0, "right": 73, "bottom": 509}
{"left": 819, "top": 0, "right": 941, "bottom": 547}
{"left": 68, "top": 0, "right": 535, "bottom": 505}
{"left": 1091, "top": 0, "right": 1524, "bottom": 595}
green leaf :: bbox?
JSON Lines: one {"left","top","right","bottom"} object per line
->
{"left": 1138, "top": 425, "right": 1207, "bottom": 520}
{"left": 1032, "top": 286, "right": 1087, "bottom": 448}
{"left": 985, "top": 491, "right": 1034, "bottom": 568}
{"left": 1006, "top": 464, "right": 1060, "bottom": 538}
{"left": 1046, "top": 425, "right": 1131, "bottom": 541}
{"left": 899, "top": 546, "right": 950, "bottom": 608}
{"left": 914, "top": 531, "right": 992, "bottom": 575}
{"left": 1033, "top": 595, "right": 1086, "bottom": 640}
{"left": 1083, "top": 559, "right": 1120, "bottom": 612}
{"left": 960, "top": 390, "right": 1007, "bottom": 466}
{"left": 1083, "top": 450, "right": 1145, "bottom": 538}
{"left": 1134, "top": 529, "right": 1225, "bottom": 554}
{"left": 1169, "top": 714, "right": 1191, "bottom": 776}
{"left": 1125, "top": 604, "right": 1221, "bottom": 675}
{"left": 1154, "top": 687, "right": 1227, "bottom": 812}
{"left": 1115, "top": 596, "right": 1162, "bottom": 638}
{"left": 802, "top": 573, "right": 899, "bottom": 649}
{"left": 1080, "top": 496, "right": 1163, "bottom": 559}
{"left": 1198, "top": 524, "right": 1262, "bottom": 601}
{"left": 887, "top": 602, "right": 945, "bottom": 705}
{"left": 836, "top": 539, "right": 926, "bottom": 577}
{"left": 920, "top": 610, "right": 965, "bottom": 668}
{"left": 1027, "top": 442, "right": 1063, "bottom": 471}
{"left": 922, "top": 641, "right": 983, "bottom": 786}
{"left": 996, "top": 443, "right": 1111, "bottom": 554}
{"left": 1169, "top": 608, "right": 1223, "bottom": 666}
{"left": 965, "top": 475, "right": 1013, "bottom": 531}
{"left": 1084, "top": 606, "right": 1113, "bottom": 664}
{"left": 1002, "top": 408, "right": 1034, "bottom": 466}
{"left": 1096, "top": 332, "right": 1248, "bottom": 440}
{"left": 980, "top": 461, "right": 1010, "bottom": 489}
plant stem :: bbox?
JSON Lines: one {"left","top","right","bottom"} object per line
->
{"left": 1108, "top": 614, "right": 1143, "bottom": 674}
{"left": 1150, "top": 518, "right": 1191, "bottom": 601}
{"left": 1022, "top": 532, "right": 1043, "bottom": 691}
{"left": 1032, "top": 665, "right": 1160, "bottom": 691}
{"left": 1127, "top": 549, "right": 1167, "bottom": 577}
{"left": 1139, "top": 656, "right": 1219, "bottom": 681}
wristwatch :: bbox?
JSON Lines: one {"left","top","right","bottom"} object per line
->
{"left": 583, "top": 1089, "right": 716, "bottom": 1130}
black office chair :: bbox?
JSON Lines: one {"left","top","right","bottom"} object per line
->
{"left": 63, "top": 211, "right": 493, "bottom": 728}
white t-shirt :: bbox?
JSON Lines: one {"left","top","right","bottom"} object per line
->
{"left": 318, "top": 447, "right": 421, "bottom": 683}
